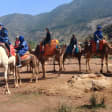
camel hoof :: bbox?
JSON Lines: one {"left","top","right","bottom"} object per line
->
{"left": 15, "top": 84, "right": 19, "bottom": 88}
{"left": 30, "top": 79, "right": 33, "bottom": 83}
{"left": 107, "top": 71, "right": 111, "bottom": 73}
{"left": 35, "top": 80, "right": 38, "bottom": 83}
{"left": 5, "top": 90, "right": 11, "bottom": 95}
{"left": 19, "top": 82, "right": 22, "bottom": 86}
{"left": 100, "top": 70, "right": 103, "bottom": 73}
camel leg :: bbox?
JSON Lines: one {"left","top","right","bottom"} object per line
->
{"left": 15, "top": 67, "right": 19, "bottom": 88}
{"left": 78, "top": 56, "right": 81, "bottom": 72}
{"left": 63, "top": 55, "right": 66, "bottom": 71}
{"left": 17, "top": 68, "right": 22, "bottom": 86}
{"left": 100, "top": 56, "right": 104, "bottom": 73}
{"left": 88, "top": 58, "right": 91, "bottom": 71}
{"left": 58, "top": 55, "right": 63, "bottom": 76}
{"left": 34, "top": 66, "right": 38, "bottom": 83}
{"left": 86, "top": 58, "right": 89, "bottom": 72}
{"left": 86, "top": 57, "right": 91, "bottom": 72}
{"left": 4, "top": 64, "right": 11, "bottom": 95}
{"left": 35, "top": 61, "right": 39, "bottom": 82}
{"left": 41, "top": 61, "right": 45, "bottom": 78}
{"left": 30, "top": 66, "right": 34, "bottom": 82}
{"left": 105, "top": 54, "right": 110, "bottom": 73}
{"left": 53, "top": 58, "right": 56, "bottom": 72}
{"left": 37, "top": 61, "right": 40, "bottom": 74}
{"left": 27, "top": 65, "right": 29, "bottom": 72}
{"left": 13, "top": 65, "right": 18, "bottom": 88}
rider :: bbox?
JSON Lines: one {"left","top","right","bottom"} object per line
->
{"left": 41, "top": 28, "right": 51, "bottom": 52}
{"left": 14, "top": 36, "right": 20, "bottom": 49}
{"left": 69, "top": 34, "right": 77, "bottom": 55}
{"left": 0, "top": 23, "right": 11, "bottom": 56}
{"left": 16, "top": 36, "right": 29, "bottom": 67}
{"left": 94, "top": 25, "right": 104, "bottom": 50}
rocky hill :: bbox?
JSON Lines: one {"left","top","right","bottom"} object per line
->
{"left": 0, "top": 0, "right": 112, "bottom": 43}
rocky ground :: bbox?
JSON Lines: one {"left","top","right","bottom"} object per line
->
{"left": 0, "top": 58, "right": 112, "bottom": 112}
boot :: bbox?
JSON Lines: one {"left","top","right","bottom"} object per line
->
{"left": 16, "top": 53, "right": 22, "bottom": 67}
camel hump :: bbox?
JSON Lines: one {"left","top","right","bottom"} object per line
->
{"left": 20, "top": 51, "right": 31, "bottom": 61}
{"left": 43, "top": 39, "right": 59, "bottom": 56}
{"left": 99, "top": 40, "right": 107, "bottom": 50}
{"left": 91, "top": 39, "right": 107, "bottom": 52}
{"left": 0, "top": 43, "right": 16, "bottom": 57}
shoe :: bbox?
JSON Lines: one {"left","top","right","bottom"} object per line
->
{"left": 16, "top": 64, "right": 22, "bottom": 68}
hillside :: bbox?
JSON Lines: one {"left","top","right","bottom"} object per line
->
{"left": 1, "top": 0, "right": 112, "bottom": 43}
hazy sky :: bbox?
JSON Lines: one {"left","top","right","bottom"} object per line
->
{"left": 0, "top": 0, "right": 72, "bottom": 16}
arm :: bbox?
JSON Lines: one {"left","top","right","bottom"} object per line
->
{"left": 16, "top": 44, "right": 24, "bottom": 50}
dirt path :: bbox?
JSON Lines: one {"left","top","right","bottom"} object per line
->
{"left": 0, "top": 58, "right": 112, "bottom": 112}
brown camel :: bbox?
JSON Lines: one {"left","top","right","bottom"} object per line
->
{"left": 84, "top": 40, "right": 111, "bottom": 73}
{"left": 62, "top": 45, "right": 82, "bottom": 72}
{"left": 16, "top": 53, "right": 39, "bottom": 86}
{"left": 33, "top": 40, "right": 64, "bottom": 78}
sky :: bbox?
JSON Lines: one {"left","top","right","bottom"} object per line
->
{"left": 0, "top": 0, "right": 72, "bottom": 16}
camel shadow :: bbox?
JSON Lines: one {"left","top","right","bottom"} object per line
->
{"left": 102, "top": 72, "right": 112, "bottom": 77}
{"left": 0, "top": 72, "right": 4, "bottom": 77}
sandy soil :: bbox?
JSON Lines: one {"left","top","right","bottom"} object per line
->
{"left": 0, "top": 58, "right": 112, "bottom": 112}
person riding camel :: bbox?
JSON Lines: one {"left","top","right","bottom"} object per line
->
{"left": 14, "top": 36, "right": 20, "bottom": 49}
{"left": 16, "top": 36, "right": 29, "bottom": 67}
{"left": 41, "top": 28, "right": 51, "bottom": 52}
{"left": 69, "top": 34, "right": 78, "bottom": 55}
{"left": 0, "top": 23, "right": 11, "bottom": 57}
{"left": 94, "top": 25, "right": 104, "bottom": 51}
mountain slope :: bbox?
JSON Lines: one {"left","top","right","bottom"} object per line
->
{"left": 0, "top": 0, "right": 112, "bottom": 43}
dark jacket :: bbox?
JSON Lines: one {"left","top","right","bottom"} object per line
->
{"left": 69, "top": 36, "right": 77, "bottom": 49}
{"left": 42, "top": 32, "right": 51, "bottom": 45}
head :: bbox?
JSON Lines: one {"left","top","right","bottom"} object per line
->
{"left": 16, "top": 35, "right": 19, "bottom": 41}
{"left": 72, "top": 34, "right": 76, "bottom": 38}
{"left": 19, "top": 36, "right": 24, "bottom": 43}
{"left": 97, "top": 25, "right": 102, "bottom": 31}
{"left": 0, "top": 23, "right": 4, "bottom": 30}
{"left": 46, "top": 28, "right": 49, "bottom": 32}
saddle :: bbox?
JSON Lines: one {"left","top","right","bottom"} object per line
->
{"left": 66, "top": 45, "right": 80, "bottom": 55}
{"left": 0, "top": 43, "right": 16, "bottom": 57}
{"left": 91, "top": 40, "right": 106, "bottom": 53}
{"left": 40, "top": 39, "right": 59, "bottom": 56}
{"left": 20, "top": 51, "right": 31, "bottom": 61}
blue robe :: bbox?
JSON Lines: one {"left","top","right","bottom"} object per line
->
{"left": 0, "top": 27, "right": 11, "bottom": 44}
{"left": 17, "top": 36, "right": 28, "bottom": 56}
{"left": 94, "top": 30, "right": 103, "bottom": 42}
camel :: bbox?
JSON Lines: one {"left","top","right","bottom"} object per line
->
{"left": 62, "top": 45, "right": 82, "bottom": 72}
{"left": 53, "top": 44, "right": 67, "bottom": 72}
{"left": 16, "top": 53, "right": 39, "bottom": 86}
{"left": 33, "top": 40, "right": 65, "bottom": 78}
{"left": 0, "top": 46, "right": 16, "bottom": 94}
{"left": 84, "top": 40, "right": 111, "bottom": 73}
